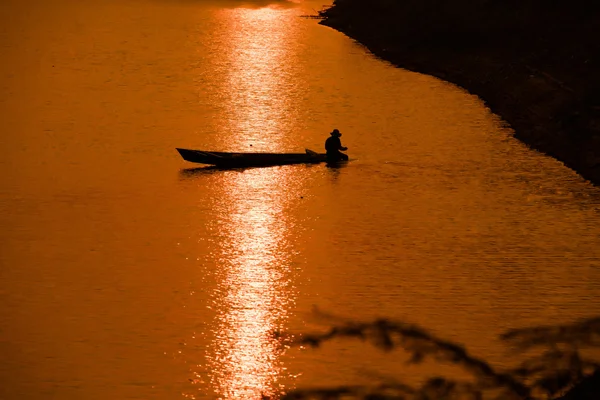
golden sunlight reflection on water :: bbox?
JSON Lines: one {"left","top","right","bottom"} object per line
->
{"left": 205, "top": 168, "right": 297, "bottom": 399}
{"left": 199, "top": 7, "right": 299, "bottom": 398}
{"left": 5, "top": 1, "right": 600, "bottom": 399}
{"left": 216, "top": 6, "right": 301, "bottom": 151}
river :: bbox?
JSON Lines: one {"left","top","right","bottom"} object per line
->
{"left": 2, "top": 0, "right": 600, "bottom": 398}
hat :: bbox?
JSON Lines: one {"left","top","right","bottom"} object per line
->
{"left": 331, "top": 129, "right": 341, "bottom": 137}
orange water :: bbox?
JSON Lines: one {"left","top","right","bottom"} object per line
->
{"left": 2, "top": 0, "right": 600, "bottom": 398}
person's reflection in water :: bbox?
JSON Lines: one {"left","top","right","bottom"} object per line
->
{"left": 325, "top": 129, "right": 349, "bottom": 162}
{"left": 327, "top": 162, "right": 341, "bottom": 183}
{"left": 326, "top": 162, "right": 343, "bottom": 183}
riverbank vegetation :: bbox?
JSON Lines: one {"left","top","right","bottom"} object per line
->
{"left": 317, "top": 0, "right": 600, "bottom": 185}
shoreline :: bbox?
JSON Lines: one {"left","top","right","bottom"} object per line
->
{"left": 317, "top": 0, "right": 600, "bottom": 186}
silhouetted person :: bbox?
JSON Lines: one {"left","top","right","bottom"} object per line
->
{"left": 325, "top": 129, "right": 348, "bottom": 161}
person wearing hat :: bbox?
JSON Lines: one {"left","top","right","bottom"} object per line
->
{"left": 324, "top": 129, "right": 349, "bottom": 161}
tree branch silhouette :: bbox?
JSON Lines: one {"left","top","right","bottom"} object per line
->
{"left": 279, "top": 314, "right": 600, "bottom": 400}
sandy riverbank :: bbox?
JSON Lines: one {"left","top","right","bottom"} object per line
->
{"left": 317, "top": 0, "right": 600, "bottom": 185}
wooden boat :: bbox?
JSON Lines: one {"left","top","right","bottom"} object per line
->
{"left": 176, "top": 148, "right": 328, "bottom": 167}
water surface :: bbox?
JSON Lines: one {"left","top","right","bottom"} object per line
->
{"left": 2, "top": 0, "right": 600, "bottom": 399}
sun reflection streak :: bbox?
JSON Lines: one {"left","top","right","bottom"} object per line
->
{"left": 216, "top": 7, "right": 300, "bottom": 151}
{"left": 208, "top": 168, "right": 297, "bottom": 399}
{"left": 195, "top": 7, "right": 301, "bottom": 398}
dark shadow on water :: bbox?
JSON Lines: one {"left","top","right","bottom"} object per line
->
{"left": 325, "top": 160, "right": 350, "bottom": 183}
{"left": 154, "top": 0, "right": 297, "bottom": 9}
{"left": 179, "top": 162, "right": 333, "bottom": 179}
{"left": 179, "top": 165, "right": 251, "bottom": 178}
{"left": 325, "top": 160, "right": 350, "bottom": 170}
{"left": 220, "top": 0, "right": 297, "bottom": 8}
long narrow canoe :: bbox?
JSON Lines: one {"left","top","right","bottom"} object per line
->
{"left": 176, "top": 148, "right": 328, "bottom": 167}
